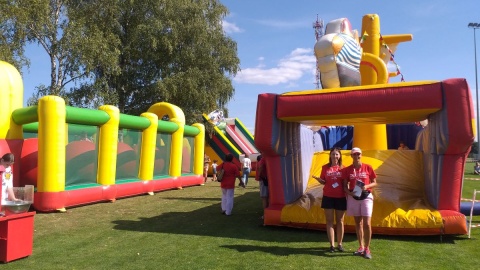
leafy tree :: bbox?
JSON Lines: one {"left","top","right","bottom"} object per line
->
{"left": 0, "top": 0, "right": 122, "bottom": 105}
{"left": 68, "top": 0, "right": 240, "bottom": 124}
{"left": 0, "top": 4, "right": 29, "bottom": 70}
{"left": 1, "top": 0, "right": 240, "bottom": 126}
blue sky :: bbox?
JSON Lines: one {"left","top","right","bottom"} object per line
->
{"left": 21, "top": 0, "right": 480, "bottom": 133}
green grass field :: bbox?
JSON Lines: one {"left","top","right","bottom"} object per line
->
{"left": 2, "top": 175, "right": 480, "bottom": 269}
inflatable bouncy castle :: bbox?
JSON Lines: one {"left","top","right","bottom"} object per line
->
{"left": 255, "top": 14, "right": 473, "bottom": 235}
{"left": 0, "top": 61, "right": 205, "bottom": 212}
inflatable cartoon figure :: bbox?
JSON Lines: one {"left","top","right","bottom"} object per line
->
{"left": 314, "top": 18, "right": 362, "bottom": 88}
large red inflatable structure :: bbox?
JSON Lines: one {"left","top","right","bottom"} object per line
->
{"left": 255, "top": 79, "right": 473, "bottom": 235}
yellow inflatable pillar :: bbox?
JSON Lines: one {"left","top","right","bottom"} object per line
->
{"left": 356, "top": 14, "right": 388, "bottom": 150}
{"left": 97, "top": 105, "right": 119, "bottom": 185}
{"left": 353, "top": 123, "right": 387, "bottom": 150}
{"left": 168, "top": 118, "right": 184, "bottom": 177}
{"left": 147, "top": 102, "right": 186, "bottom": 178}
{"left": 0, "top": 61, "right": 24, "bottom": 139}
{"left": 191, "top": 123, "right": 205, "bottom": 176}
{"left": 138, "top": 112, "right": 158, "bottom": 180}
{"left": 37, "top": 96, "right": 66, "bottom": 192}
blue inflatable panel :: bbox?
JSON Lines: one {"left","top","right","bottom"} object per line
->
{"left": 386, "top": 123, "right": 424, "bottom": 150}
{"left": 460, "top": 202, "right": 480, "bottom": 216}
{"left": 318, "top": 126, "right": 353, "bottom": 150}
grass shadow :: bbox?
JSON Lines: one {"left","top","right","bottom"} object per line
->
{"left": 374, "top": 233, "right": 470, "bottom": 244}
{"left": 111, "top": 190, "right": 327, "bottom": 243}
{"left": 110, "top": 182, "right": 472, "bottom": 245}
{"left": 220, "top": 244, "right": 353, "bottom": 257}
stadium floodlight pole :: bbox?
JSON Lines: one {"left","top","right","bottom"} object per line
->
{"left": 469, "top": 22, "right": 480, "bottom": 158}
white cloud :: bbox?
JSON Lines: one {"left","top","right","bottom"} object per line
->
{"left": 234, "top": 48, "right": 316, "bottom": 85}
{"left": 222, "top": 20, "right": 242, "bottom": 34}
{"left": 256, "top": 57, "right": 266, "bottom": 68}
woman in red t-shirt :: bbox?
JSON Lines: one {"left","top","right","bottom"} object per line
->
{"left": 313, "top": 147, "right": 346, "bottom": 253}
{"left": 218, "top": 153, "right": 242, "bottom": 216}
{"left": 342, "top": 147, "right": 377, "bottom": 259}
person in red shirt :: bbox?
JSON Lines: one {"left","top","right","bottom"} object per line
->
{"left": 342, "top": 147, "right": 377, "bottom": 259}
{"left": 218, "top": 153, "right": 242, "bottom": 216}
{"left": 256, "top": 155, "right": 268, "bottom": 218}
{"left": 313, "top": 147, "right": 346, "bottom": 253}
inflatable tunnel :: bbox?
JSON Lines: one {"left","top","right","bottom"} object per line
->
{"left": 0, "top": 60, "right": 206, "bottom": 212}
{"left": 255, "top": 79, "right": 474, "bottom": 235}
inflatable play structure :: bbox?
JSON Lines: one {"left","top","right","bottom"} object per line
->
{"left": 203, "top": 111, "right": 259, "bottom": 174}
{"left": 255, "top": 14, "right": 473, "bottom": 235}
{"left": 461, "top": 199, "right": 480, "bottom": 216}
{"left": 0, "top": 61, "right": 205, "bottom": 212}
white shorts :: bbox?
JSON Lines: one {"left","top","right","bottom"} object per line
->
{"left": 346, "top": 193, "right": 373, "bottom": 217}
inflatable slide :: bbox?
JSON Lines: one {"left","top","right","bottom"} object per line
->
{"left": 203, "top": 112, "right": 259, "bottom": 173}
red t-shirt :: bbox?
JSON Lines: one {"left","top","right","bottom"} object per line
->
{"left": 218, "top": 162, "right": 240, "bottom": 189}
{"left": 320, "top": 164, "right": 345, "bottom": 198}
{"left": 255, "top": 158, "right": 266, "bottom": 181}
{"left": 342, "top": 163, "right": 377, "bottom": 192}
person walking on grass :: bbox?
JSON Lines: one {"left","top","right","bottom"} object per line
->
{"left": 218, "top": 153, "right": 243, "bottom": 216}
{"left": 211, "top": 160, "right": 218, "bottom": 181}
{"left": 241, "top": 156, "right": 251, "bottom": 187}
{"left": 312, "top": 147, "right": 346, "bottom": 253}
{"left": 342, "top": 147, "right": 377, "bottom": 259}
